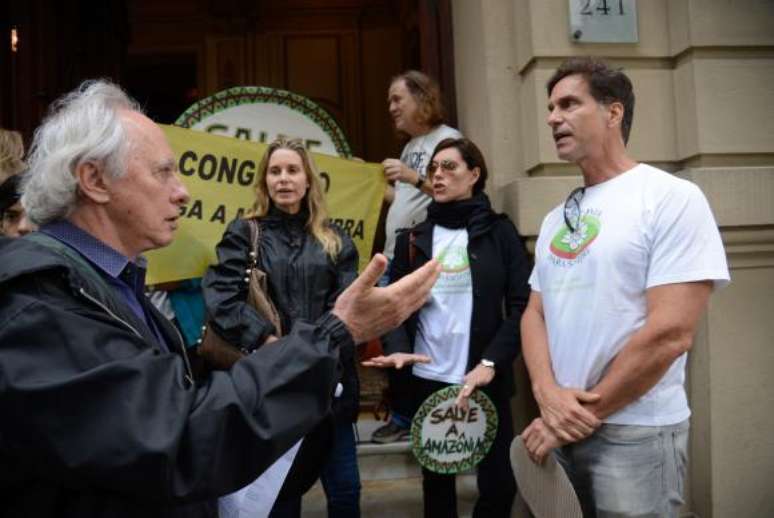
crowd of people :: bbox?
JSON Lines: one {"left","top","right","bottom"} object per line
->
{"left": 0, "top": 56, "right": 729, "bottom": 518}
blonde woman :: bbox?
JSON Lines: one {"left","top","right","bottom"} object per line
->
{"left": 203, "top": 136, "right": 360, "bottom": 517}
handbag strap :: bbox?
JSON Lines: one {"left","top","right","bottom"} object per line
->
{"left": 408, "top": 230, "right": 417, "bottom": 268}
{"left": 247, "top": 218, "right": 261, "bottom": 268}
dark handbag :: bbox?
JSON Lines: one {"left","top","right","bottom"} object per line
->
{"left": 198, "top": 218, "right": 283, "bottom": 370}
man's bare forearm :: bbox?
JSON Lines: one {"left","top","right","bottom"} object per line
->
{"left": 585, "top": 281, "right": 712, "bottom": 419}
{"left": 521, "top": 295, "right": 557, "bottom": 398}
{"left": 584, "top": 327, "right": 685, "bottom": 419}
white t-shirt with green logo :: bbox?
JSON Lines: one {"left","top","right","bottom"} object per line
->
{"left": 413, "top": 226, "right": 473, "bottom": 384}
{"left": 529, "top": 164, "right": 730, "bottom": 426}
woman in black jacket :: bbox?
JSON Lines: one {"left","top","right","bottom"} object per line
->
{"left": 202, "top": 136, "right": 360, "bottom": 517}
{"left": 365, "top": 138, "right": 531, "bottom": 518}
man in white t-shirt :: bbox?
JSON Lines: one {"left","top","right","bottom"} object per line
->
{"left": 372, "top": 70, "right": 461, "bottom": 444}
{"left": 521, "top": 57, "right": 730, "bottom": 517}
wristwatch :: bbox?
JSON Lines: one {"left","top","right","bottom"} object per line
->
{"left": 480, "top": 359, "right": 495, "bottom": 369}
{"left": 414, "top": 174, "right": 424, "bottom": 189}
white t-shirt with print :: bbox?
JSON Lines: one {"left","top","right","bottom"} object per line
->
{"left": 529, "top": 164, "right": 730, "bottom": 426}
{"left": 383, "top": 124, "right": 462, "bottom": 260}
{"left": 413, "top": 226, "right": 473, "bottom": 384}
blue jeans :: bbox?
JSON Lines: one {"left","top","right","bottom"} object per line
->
{"left": 554, "top": 419, "right": 689, "bottom": 518}
{"left": 320, "top": 420, "right": 361, "bottom": 517}
{"left": 269, "top": 422, "right": 360, "bottom": 518}
{"left": 269, "top": 421, "right": 360, "bottom": 518}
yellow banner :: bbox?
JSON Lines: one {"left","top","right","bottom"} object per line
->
{"left": 145, "top": 125, "right": 385, "bottom": 284}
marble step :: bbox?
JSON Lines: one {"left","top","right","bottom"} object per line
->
{"left": 355, "top": 416, "right": 418, "bottom": 481}
{"left": 357, "top": 441, "right": 419, "bottom": 481}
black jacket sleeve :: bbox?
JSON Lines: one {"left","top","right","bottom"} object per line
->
{"left": 380, "top": 230, "right": 414, "bottom": 355}
{"left": 326, "top": 229, "right": 359, "bottom": 368}
{"left": 202, "top": 218, "right": 275, "bottom": 349}
{"left": 325, "top": 229, "right": 359, "bottom": 311}
{"left": 480, "top": 219, "right": 531, "bottom": 367}
{"left": 0, "top": 286, "right": 350, "bottom": 503}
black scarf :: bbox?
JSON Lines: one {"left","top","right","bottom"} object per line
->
{"left": 426, "top": 191, "right": 497, "bottom": 235}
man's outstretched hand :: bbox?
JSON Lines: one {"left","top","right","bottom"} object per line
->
{"left": 333, "top": 254, "right": 440, "bottom": 344}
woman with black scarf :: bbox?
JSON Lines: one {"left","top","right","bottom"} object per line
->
{"left": 365, "top": 138, "right": 531, "bottom": 517}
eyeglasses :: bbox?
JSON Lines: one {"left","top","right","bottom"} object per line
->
{"left": 427, "top": 159, "right": 460, "bottom": 176}
{"left": 563, "top": 186, "right": 585, "bottom": 233}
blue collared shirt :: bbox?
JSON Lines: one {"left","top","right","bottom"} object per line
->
{"left": 40, "top": 220, "right": 170, "bottom": 351}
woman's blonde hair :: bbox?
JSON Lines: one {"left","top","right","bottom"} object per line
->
{"left": 0, "top": 128, "right": 25, "bottom": 183}
{"left": 246, "top": 136, "right": 342, "bottom": 259}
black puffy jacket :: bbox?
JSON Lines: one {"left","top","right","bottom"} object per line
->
{"left": 0, "top": 231, "right": 351, "bottom": 518}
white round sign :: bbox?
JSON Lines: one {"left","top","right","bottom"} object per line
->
{"left": 176, "top": 86, "right": 351, "bottom": 157}
{"left": 411, "top": 385, "right": 498, "bottom": 474}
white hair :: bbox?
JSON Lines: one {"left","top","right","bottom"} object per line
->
{"left": 21, "top": 79, "right": 142, "bottom": 224}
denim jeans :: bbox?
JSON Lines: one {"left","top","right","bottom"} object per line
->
{"left": 554, "top": 419, "right": 689, "bottom": 518}
{"left": 269, "top": 421, "right": 361, "bottom": 518}
{"left": 320, "top": 420, "right": 361, "bottom": 517}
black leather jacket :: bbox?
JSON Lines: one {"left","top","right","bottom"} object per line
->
{"left": 202, "top": 210, "right": 359, "bottom": 499}
{"left": 0, "top": 231, "right": 351, "bottom": 518}
{"left": 202, "top": 209, "right": 360, "bottom": 422}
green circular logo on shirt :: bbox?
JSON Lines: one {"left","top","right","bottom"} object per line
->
{"left": 411, "top": 385, "right": 498, "bottom": 474}
{"left": 549, "top": 214, "right": 601, "bottom": 259}
{"left": 437, "top": 245, "right": 469, "bottom": 273}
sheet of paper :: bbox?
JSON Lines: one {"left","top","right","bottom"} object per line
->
{"left": 218, "top": 439, "right": 303, "bottom": 518}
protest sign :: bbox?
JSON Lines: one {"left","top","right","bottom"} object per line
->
{"left": 175, "top": 85, "right": 351, "bottom": 157}
{"left": 145, "top": 125, "right": 384, "bottom": 284}
{"left": 411, "top": 385, "right": 499, "bottom": 474}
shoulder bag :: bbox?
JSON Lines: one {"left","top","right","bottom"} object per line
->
{"left": 198, "top": 218, "right": 283, "bottom": 370}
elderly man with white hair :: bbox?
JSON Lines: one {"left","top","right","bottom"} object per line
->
{"left": 0, "top": 80, "right": 439, "bottom": 518}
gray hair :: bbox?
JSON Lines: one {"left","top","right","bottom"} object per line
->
{"left": 21, "top": 79, "right": 142, "bottom": 224}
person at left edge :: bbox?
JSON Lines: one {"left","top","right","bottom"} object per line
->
{"left": 0, "top": 129, "right": 36, "bottom": 237}
{"left": 203, "top": 136, "right": 361, "bottom": 517}
{"left": 0, "top": 79, "right": 440, "bottom": 518}
{"left": 0, "top": 174, "right": 37, "bottom": 237}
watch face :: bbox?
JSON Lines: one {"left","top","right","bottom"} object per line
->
{"left": 481, "top": 360, "right": 495, "bottom": 368}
